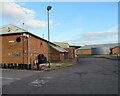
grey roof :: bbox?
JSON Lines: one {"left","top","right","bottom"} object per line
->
{"left": 50, "top": 44, "right": 68, "bottom": 53}
{"left": 78, "top": 43, "right": 119, "bottom": 50}
{"left": 0, "top": 24, "right": 68, "bottom": 53}
{"left": 0, "top": 24, "right": 28, "bottom": 35}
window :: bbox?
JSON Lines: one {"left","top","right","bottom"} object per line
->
{"left": 16, "top": 37, "right": 21, "bottom": 42}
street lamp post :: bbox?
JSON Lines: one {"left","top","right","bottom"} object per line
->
{"left": 47, "top": 6, "right": 52, "bottom": 68}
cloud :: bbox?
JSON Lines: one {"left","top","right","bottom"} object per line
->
{"left": 83, "top": 26, "right": 117, "bottom": 40}
{"left": 26, "top": 20, "right": 47, "bottom": 28}
{"left": 1, "top": 0, "right": 47, "bottom": 28}
{"left": 1, "top": 0, "right": 119, "bottom": 2}
{"left": 67, "top": 26, "right": 118, "bottom": 45}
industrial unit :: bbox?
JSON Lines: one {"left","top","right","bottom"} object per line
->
{"left": 0, "top": 24, "right": 68, "bottom": 68}
{"left": 76, "top": 43, "right": 119, "bottom": 55}
{"left": 111, "top": 46, "right": 120, "bottom": 54}
{"left": 54, "top": 42, "right": 76, "bottom": 59}
{"left": 76, "top": 48, "right": 92, "bottom": 55}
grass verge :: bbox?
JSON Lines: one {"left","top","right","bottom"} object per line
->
{"left": 40, "top": 58, "right": 77, "bottom": 71}
{"left": 94, "top": 55, "right": 120, "bottom": 60}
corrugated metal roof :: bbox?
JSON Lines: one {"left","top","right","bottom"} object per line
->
{"left": 54, "top": 42, "right": 69, "bottom": 48}
{"left": 0, "top": 24, "right": 28, "bottom": 35}
{"left": 78, "top": 43, "right": 119, "bottom": 50}
{"left": 50, "top": 44, "right": 68, "bottom": 53}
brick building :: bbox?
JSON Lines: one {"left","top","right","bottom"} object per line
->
{"left": 76, "top": 48, "right": 92, "bottom": 55}
{"left": 65, "top": 48, "right": 75, "bottom": 59}
{"left": 76, "top": 43, "right": 119, "bottom": 55}
{"left": 54, "top": 42, "right": 75, "bottom": 59}
{"left": 0, "top": 24, "right": 68, "bottom": 67}
{"left": 111, "top": 46, "right": 120, "bottom": 54}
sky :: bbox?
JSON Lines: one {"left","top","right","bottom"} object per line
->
{"left": 0, "top": 0, "right": 118, "bottom": 46}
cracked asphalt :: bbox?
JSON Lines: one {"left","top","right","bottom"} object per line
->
{"left": 1, "top": 57, "right": 119, "bottom": 94}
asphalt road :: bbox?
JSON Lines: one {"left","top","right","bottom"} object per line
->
{"left": 1, "top": 57, "right": 119, "bottom": 94}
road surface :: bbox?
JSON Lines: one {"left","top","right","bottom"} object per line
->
{"left": 1, "top": 57, "right": 119, "bottom": 94}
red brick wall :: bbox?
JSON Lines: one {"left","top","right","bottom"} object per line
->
{"left": 1, "top": 33, "right": 67, "bottom": 65}
{"left": 50, "top": 46, "right": 60, "bottom": 61}
{"left": 28, "top": 35, "right": 48, "bottom": 65}
{"left": 60, "top": 53, "right": 65, "bottom": 61}
{"left": 1, "top": 34, "right": 24, "bottom": 64}
{"left": 49, "top": 46, "right": 68, "bottom": 62}
{"left": 65, "top": 48, "right": 75, "bottom": 59}
{"left": 25, "top": 34, "right": 65, "bottom": 64}
{"left": 23, "top": 36, "right": 28, "bottom": 64}
{"left": 1, "top": 34, "right": 49, "bottom": 65}
{"left": 112, "top": 47, "right": 120, "bottom": 54}
{"left": 76, "top": 49, "right": 92, "bottom": 55}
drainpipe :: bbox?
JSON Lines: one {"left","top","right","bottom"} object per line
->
{"left": 22, "top": 35, "right": 24, "bottom": 64}
{"left": 28, "top": 34, "right": 30, "bottom": 65}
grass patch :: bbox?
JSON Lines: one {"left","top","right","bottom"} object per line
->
{"left": 94, "top": 55, "right": 120, "bottom": 60}
{"left": 42, "top": 58, "right": 77, "bottom": 71}
{"left": 77, "top": 54, "right": 92, "bottom": 58}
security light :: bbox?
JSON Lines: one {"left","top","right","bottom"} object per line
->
{"left": 47, "top": 6, "right": 52, "bottom": 11}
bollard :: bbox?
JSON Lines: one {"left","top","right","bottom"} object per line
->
{"left": 14, "top": 63, "right": 17, "bottom": 68}
{"left": 28, "top": 64, "right": 31, "bottom": 70}
{"left": 4, "top": 64, "right": 6, "bottom": 68}
{"left": 8, "top": 64, "right": 10, "bottom": 68}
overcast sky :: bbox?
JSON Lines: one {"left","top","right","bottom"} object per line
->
{"left": 0, "top": 0, "right": 118, "bottom": 46}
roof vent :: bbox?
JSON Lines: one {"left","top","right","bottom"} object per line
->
{"left": 16, "top": 28, "right": 19, "bottom": 31}
{"left": 8, "top": 27, "right": 11, "bottom": 32}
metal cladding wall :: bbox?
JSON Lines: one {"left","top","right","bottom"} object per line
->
{"left": 92, "top": 47, "right": 110, "bottom": 55}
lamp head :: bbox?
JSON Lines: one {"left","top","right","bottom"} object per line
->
{"left": 47, "top": 6, "right": 52, "bottom": 11}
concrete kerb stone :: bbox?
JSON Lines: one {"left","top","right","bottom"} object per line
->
{"left": 1, "top": 59, "right": 77, "bottom": 71}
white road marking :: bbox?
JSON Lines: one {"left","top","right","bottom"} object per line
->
{"left": 0, "top": 77, "right": 20, "bottom": 80}
{"left": 28, "top": 77, "right": 51, "bottom": 87}
{"left": 0, "top": 69, "right": 43, "bottom": 72}
{"left": 28, "top": 79, "right": 44, "bottom": 87}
